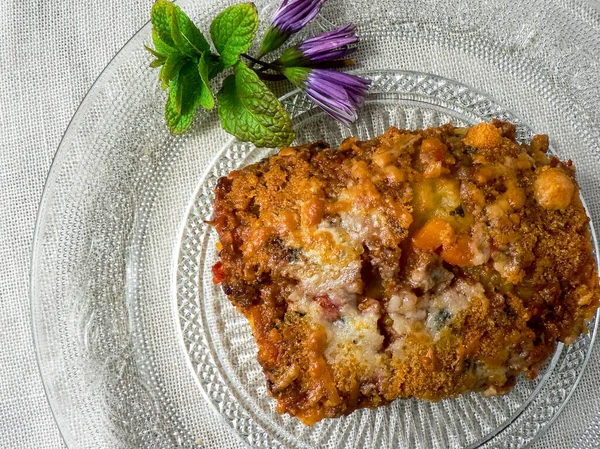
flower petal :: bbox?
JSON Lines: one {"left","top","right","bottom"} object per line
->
{"left": 296, "top": 25, "right": 358, "bottom": 64}
{"left": 271, "top": 0, "right": 326, "bottom": 34}
{"left": 300, "top": 69, "right": 370, "bottom": 126}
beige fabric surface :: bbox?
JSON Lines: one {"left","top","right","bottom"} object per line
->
{"left": 2, "top": 1, "right": 600, "bottom": 448}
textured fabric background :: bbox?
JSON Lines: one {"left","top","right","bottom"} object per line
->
{"left": 2, "top": 1, "right": 600, "bottom": 448}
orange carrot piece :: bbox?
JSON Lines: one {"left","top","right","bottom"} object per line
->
{"left": 412, "top": 216, "right": 455, "bottom": 251}
{"left": 441, "top": 234, "right": 474, "bottom": 267}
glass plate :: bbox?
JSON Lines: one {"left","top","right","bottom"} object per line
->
{"left": 31, "top": 1, "right": 600, "bottom": 448}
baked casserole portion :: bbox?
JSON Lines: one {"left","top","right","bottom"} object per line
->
{"left": 211, "top": 120, "right": 599, "bottom": 425}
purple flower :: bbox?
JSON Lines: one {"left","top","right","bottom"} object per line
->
{"left": 271, "top": 0, "right": 326, "bottom": 34}
{"left": 260, "top": 0, "right": 327, "bottom": 56}
{"left": 278, "top": 25, "right": 358, "bottom": 66}
{"left": 284, "top": 67, "right": 371, "bottom": 126}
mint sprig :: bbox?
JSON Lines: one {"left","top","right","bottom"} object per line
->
{"left": 146, "top": 0, "right": 292, "bottom": 145}
{"left": 145, "top": 0, "right": 368, "bottom": 147}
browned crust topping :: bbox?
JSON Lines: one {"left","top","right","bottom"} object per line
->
{"left": 211, "top": 120, "right": 600, "bottom": 425}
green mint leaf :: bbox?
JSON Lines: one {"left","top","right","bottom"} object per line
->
{"left": 151, "top": 0, "right": 175, "bottom": 47}
{"left": 217, "top": 61, "right": 294, "bottom": 147}
{"left": 169, "top": 4, "right": 210, "bottom": 58}
{"left": 152, "top": 29, "right": 177, "bottom": 56}
{"left": 150, "top": 58, "right": 166, "bottom": 68}
{"left": 171, "top": 78, "right": 184, "bottom": 115}
{"left": 159, "top": 52, "right": 185, "bottom": 89}
{"left": 177, "top": 60, "right": 203, "bottom": 114}
{"left": 198, "top": 53, "right": 215, "bottom": 110}
{"left": 205, "top": 53, "right": 225, "bottom": 80}
{"left": 145, "top": 44, "right": 163, "bottom": 59}
{"left": 210, "top": 3, "right": 258, "bottom": 68}
{"left": 165, "top": 91, "right": 195, "bottom": 134}
{"left": 165, "top": 61, "right": 204, "bottom": 133}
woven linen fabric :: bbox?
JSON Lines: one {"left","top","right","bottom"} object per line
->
{"left": 2, "top": 1, "right": 600, "bottom": 448}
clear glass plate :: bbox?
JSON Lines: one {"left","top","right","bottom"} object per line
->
{"left": 31, "top": 1, "right": 600, "bottom": 448}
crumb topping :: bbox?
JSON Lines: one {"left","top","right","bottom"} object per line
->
{"left": 211, "top": 120, "right": 600, "bottom": 425}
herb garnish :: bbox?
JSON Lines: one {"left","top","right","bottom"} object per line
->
{"left": 146, "top": 0, "right": 370, "bottom": 147}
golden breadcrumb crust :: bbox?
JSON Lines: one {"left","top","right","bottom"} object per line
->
{"left": 211, "top": 120, "right": 599, "bottom": 425}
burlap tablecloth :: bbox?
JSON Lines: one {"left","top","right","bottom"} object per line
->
{"left": 2, "top": 1, "right": 600, "bottom": 448}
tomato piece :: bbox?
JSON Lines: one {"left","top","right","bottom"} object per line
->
{"left": 212, "top": 261, "right": 225, "bottom": 284}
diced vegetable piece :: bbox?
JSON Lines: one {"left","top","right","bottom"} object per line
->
{"left": 412, "top": 217, "right": 455, "bottom": 251}
{"left": 441, "top": 234, "right": 474, "bottom": 267}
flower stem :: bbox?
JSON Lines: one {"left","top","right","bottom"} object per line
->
{"left": 256, "top": 72, "right": 287, "bottom": 82}
{"left": 307, "top": 59, "right": 355, "bottom": 69}
{"left": 241, "top": 53, "right": 280, "bottom": 71}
